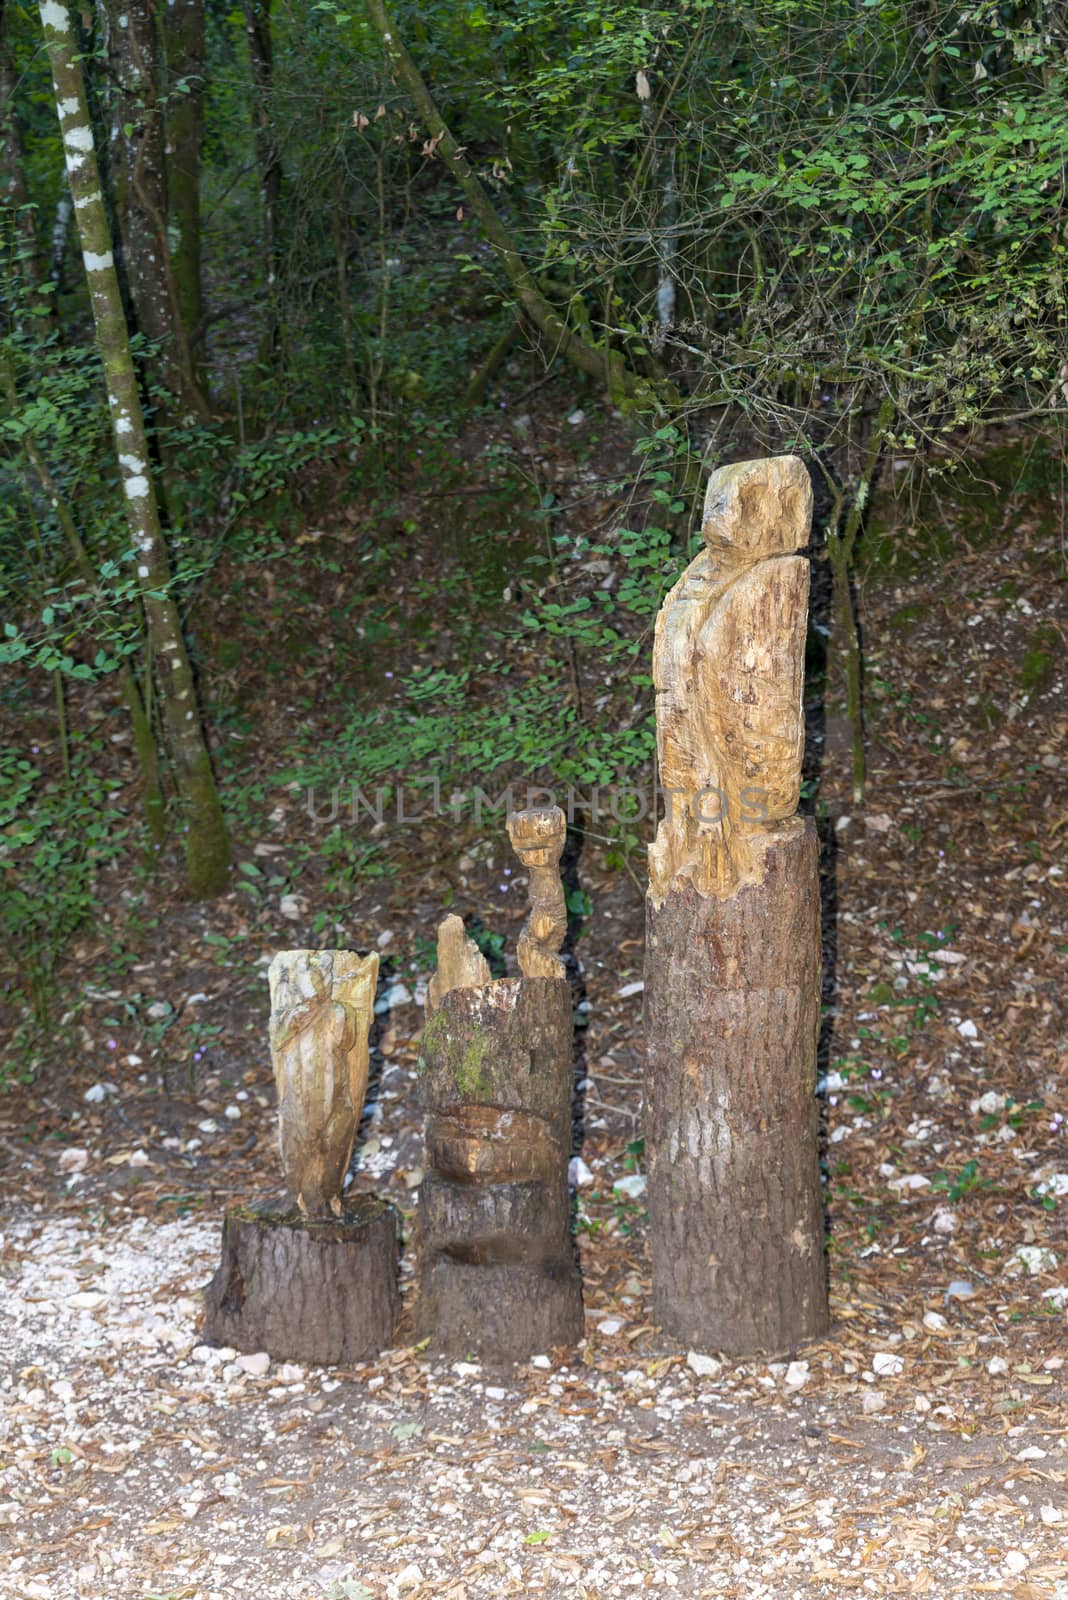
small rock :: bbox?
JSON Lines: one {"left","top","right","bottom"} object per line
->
{"left": 374, "top": 983, "right": 413, "bottom": 1014}
{"left": 944, "top": 1279, "right": 975, "bottom": 1301}
{"left": 396, "top": 1564, "right": 424, "bottom": 1593}
{"left": 237, "top": 1352, "right": 270, "bottom": 1377}
{"left": 956, "top": 1019, "right": 979, "bottom": 1040}
{"left": 67, "top": 1291, "right": 106, "bottom": 1310}
{"left": 127, "top": 1148, "right": 149, "bottom": 1167}
{"left": 784, "top": 1360, "right": 809, "bottom": 1389}
{"left": 376, "top": 930, "right": 394, "bottom": 947}
{"left": 613, "top": 1174, "right": 647, "bottom": 1200}
{"left": 146, "top": 1001, "right": 170, "bottom": 1021}
{"left": 862, "top": 1391, "right": 886, "bottom": 1414}
{"left": 224, "top": 1104, "right": 242, "bottom": 1120}
{"left": 1036, "top": 1172, "right": 1068, "bottom": 1197}
{"left": 922, "top": 1311, "right": 948, "bottom": 1332}
{"left": 1015, "top": 1445, "right": 1047, "bottom": 1460}
{"left": 83, "top": 1084, "right": 114, "bottom": 1104}
{"left": 567, "top": 409, "right": 585, "bottom": 426}
{"left": 453, "top": 1362, "right": 481, "bottom": 1378}
{"left": 932, "top": 1208, "right": 957, "bottom": 1234}
{"left": 987, "top": 1355, "right": 1009, "bottom": 1375}
{"left": 598, "top": 1318, "right": 625, "bottom": 1338}
{"left": 687, "top": 1351, "right": 722, "bottom": 1380}
{"left": 485, "top": 1385, "right": 507, "bottom": 1401}
{"left": 1016, "top": 1245, "right": 1058, "bottom": 1275}
{"left": 530, "top": 1355, "right": 551, "bottom": 1370}
{"left": 279, "top": 894, "right": 302, "bottom": 920}
{"left": 616, "top": 980, "right": 644, "bottom": 999}
{"left": 1003, "top": 1551, "right": 1029, "bottom": 1576}
{"left": 865, "top": 812, "right": 893, "bottom": 833}
{"left": 276, "top": 1363, "right": 303, "bottom": 1383}
{"left": 197, "top": 1119, "right": 219, "bottom": 1134}
{"left": 1040, "top": 1504, "right": 1063, "bottom": 1525}
{"left": 57, "top": 1148, "right": 89, "bottom": 1174}
{"left": 569, "top": 1157, "right": 595, "bottom": 1188}
{"left": 873, "top": 1352, "right": 904, "bottom": 1378}
{"left": 888, "top": 1173, "right": 930, "bottom": 1192}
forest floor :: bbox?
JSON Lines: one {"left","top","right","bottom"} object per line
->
{"left": 0, "top": 395, "right": 1066, "bottom": 1600}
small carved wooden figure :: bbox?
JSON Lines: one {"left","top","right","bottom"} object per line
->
{"left": 416, "top": 806, "right": 583, "bottom": 1362}
{"left": 269, "top": 948, "right": 379, "bottom": 1217}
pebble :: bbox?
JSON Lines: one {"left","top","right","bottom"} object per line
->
{"left": 67, "top": 1291, "right": 106, "bottom": 1310}
{"left": 922, "top": 1310, "right": 948, "bottom": 1332}
{"left": 862, "top": 1391, "right": 886, "bottom": 1414}
{"left": 945, "top": 1279, "right": 975, "bottom": 1301}
{"left": 1016, "top": 1245, "right": 1058, "bottom": 1274}
{"left": 932, "top": 1207, "right": 957, "bottom": 1234}
{"left": 987, "top": 1356, "right": 1009, "bottom": 1375}
{"left": 396, "top": 1563, "right": 424, "bottom": 1593}
{"left": 224, "top": 1105, "right": 242, "bottom": 1120}
{"left": 238, "top": 1352, "right": 270, "bottom": 1377}
{"left": 956, "top": 1019, "right": 979, "bottom": 1039}
{"left": 83, "top": 1084, "right": 114, "bottom": 1104}
{"left": 1040, "top": 1504, "right": 1064, "bottom": 1525}
{"left": 57, "top": 1148, "right": 89, "bottom": 1173}
{"left": 686, "top": 1351, "right": 722, "bottom": 1380}
{"left": 613, "top": 1174, "right": 647, "bottom": 1200}
{"left": 784, "top": 1361, "right": 809, "bottom": 1389}
{"left": 485, "top": 1386, "right": 507, "bottom": 1401}
{"left": 375, "top": 983, "right": 413, "bottom": 1014}
{"left": 1003, "top": 1551, "right": 1029, "bottom": 1575}
{"left": 873, "top": 1352, "right": 904, "bottom": 1377}
{"left": 530, "top": 1355, "right": 551, "bottom": 1370}
{"left": 279, "top": 894, "right": 302, "bottom": 920}
{"left": 569, "top": 1156, "right": 595, "bottom": 1187}
{"left": 616, "top": 981, "right": 644, "bottom": 998}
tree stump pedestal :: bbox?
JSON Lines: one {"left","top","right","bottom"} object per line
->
{"left": 203, "top": 1195, "right": 399, "bottom": 1365}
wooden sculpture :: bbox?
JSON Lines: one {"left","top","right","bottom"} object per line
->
{"left": 644, "top": 456, "right": 829, "bottom": 1355}
{"left": 203, "top": 948, "right": 399, "bottom": 1365}
{"left": 416, "top": 807, "right": 583, "bottom": 1362}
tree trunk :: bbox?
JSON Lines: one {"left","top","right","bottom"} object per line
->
{"left": 163, "top": 0, "right": 206, "bottom": 390}
{"left": 103, "top": 0, "right": 207, "bottom": 417}
{"left": 417, "top": 808, "right": 583, "bottom": 1363}
{"left": 242, "top": 0, "right": 282, "bottom": 354}
{"left": 203, "top": 1197, "right": 399, "bottom": 1365}
{"left": 644, "top": 456, "right": 828, "bottom": 1356}
{"left": 37, "top": 0, "right": 230, "bottom": 897}
{"left": 0, "top": 2, "right": 40, "bottom": 282}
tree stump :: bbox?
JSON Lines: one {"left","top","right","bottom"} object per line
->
{"left": 644, "top": 457, "right": 828, "bottom": 1356}
{"left": 201, "top": 947, "right": 399, "bottom": 1363}
{"left": 416, "top": 808, "right": 584, "bottom": 1362}
{"left": 202, "top": 1196, "right": 399, "bottom": 1365}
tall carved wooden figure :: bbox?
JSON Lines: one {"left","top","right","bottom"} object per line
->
{"left": 416, "top": 807, "right": 584, "bottom": 1362}
{"left": 204, "top": 950, "right": 400, "bottom": 1365}
{"left": 644, "top": 456, "right": 829, "bottom": 1355}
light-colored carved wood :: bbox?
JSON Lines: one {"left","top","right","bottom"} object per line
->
{"left": 648, "top": 455, "right": 813, "bottom": 903}
{"left": 426, "top": 914, "right": 492, "bottom": 1014}
{"left": 268, "top": 949, "right": 379, "bottom": 1217}
{"left": 506, "top": 805, "right": 567, "bottom": 979}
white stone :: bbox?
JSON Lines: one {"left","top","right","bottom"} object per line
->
{"left": 569, "top": 1157, "right": 595, "bottom": 1187}
{"left": 873, "top": 1352, "right": 903, "bottom": 1377}
{"left": 956, "top": 1019, "right": 978, "bottom": 1039}
{"left": 1016, "top": 1245, "right": 1058, "bottom": 1275}
{"left": 1040, "top": 1504, "right": 1063, "bottom": 1525}
{"left": 1003, "top": 1551, "right": 1028, "bottom": 1576}
{"left": 57, "top": 1147, "right": 88, "bottom": 1173}
{"left": 237, "top": 1352, "right": 270, "bottom": 1377}
{"left": 616, "top": 980, "right": 644, "bottom": 998}
{"left": 932, "top": 1207, "right": 957, "bottom": 1234}
{"left": 396, "top": 1565, "right": 424, "bottom": 1593}
{"left": 922, "top": 1311, "right": 948, "bottom": 1332}
{"left": 862, "top": 1390, "right": 886, "bottom": 1414}
{"left": 987, "top": 1355, "right": 1009, "bottom": 1375}
{"left": 67, "top": 1291, "right": 106, "bottom": 1310}
{"left": 686, "top": 1351, "right": 722, "bottom": 1380}
{"left": 784, "top": 1360, "right": 809, "bottom": 1389}
{"left": 530, "top": 1355, "right": 551, "bottom": 1370}
{"left": 613, "top": 1174, "right": 647, "bottom": 1200}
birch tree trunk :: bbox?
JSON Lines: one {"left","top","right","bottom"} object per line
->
{"left": 38, "top": 0, "right": 230, "bottom": 897}
{"left": 644, "top": 456, "right": 828, "bottom": 1356}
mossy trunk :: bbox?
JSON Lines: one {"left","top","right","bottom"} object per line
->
{"left": 417, "top": 976, "right": 583, "bottom": 1362}
{"left": 38, "top": 0, "right": 230, "bottom": 897}
{"left": 164, "top": 0, "right": 207, "bottom": 396}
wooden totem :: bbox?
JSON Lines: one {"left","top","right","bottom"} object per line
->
{"left": 416, "top": 807, "right": 583, "bottom": 1362}
{"left": 644, "top": 456, "right": 828, "bottom": 1356}
{"left": 204, "top": 949, "right": 400, "bottom": 1365}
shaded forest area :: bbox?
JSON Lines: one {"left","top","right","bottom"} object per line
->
{"left": 1, "top": 1, "right": 1067, "bottom": 1596}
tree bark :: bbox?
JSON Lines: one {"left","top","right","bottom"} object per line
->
{"left": 644, "top": 456, "right": 828, "bottom": 1356}
{"left": 203, "top": 1197, "right": 399, "bottom": 1365}
{"left": 0, "top": 1, "right": 40, "bottom": 282}
{"left": 163, "top": 0, "right": 206, "bottom": 386}
{"left": 102, "top": 0, "right": 207, "bottom": 416}
{"left": 242, "top": 0, "right": 282, "bottom": 354}
{"left": 417, "top": 809, "right": 583, "bottom": 1363}
{"left": 37, "top": 0, "right": 230, "bottom": 897}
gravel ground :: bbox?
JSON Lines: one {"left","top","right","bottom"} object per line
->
{"left": 1, "top": 1208, "right": 1066, "bottom": 1600}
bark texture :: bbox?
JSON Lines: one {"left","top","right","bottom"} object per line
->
{"left": 202, "top": 1197, "right": 399, "bottom": 1365}
{"left": 37, "top": 0, "right": 230, "bottom": 896}
{"left": 644, "top": 455, "right": 827, "bottom": 1355}
{"left": 417, "top": 815, "right": 582, "bottom": 1362}
{"left": 645, "top": 821, "right": 826, "bottom": 1354}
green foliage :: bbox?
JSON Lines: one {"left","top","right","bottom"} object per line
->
{"left": 0, "top": 746, "right": 127, "bottom": 1049}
